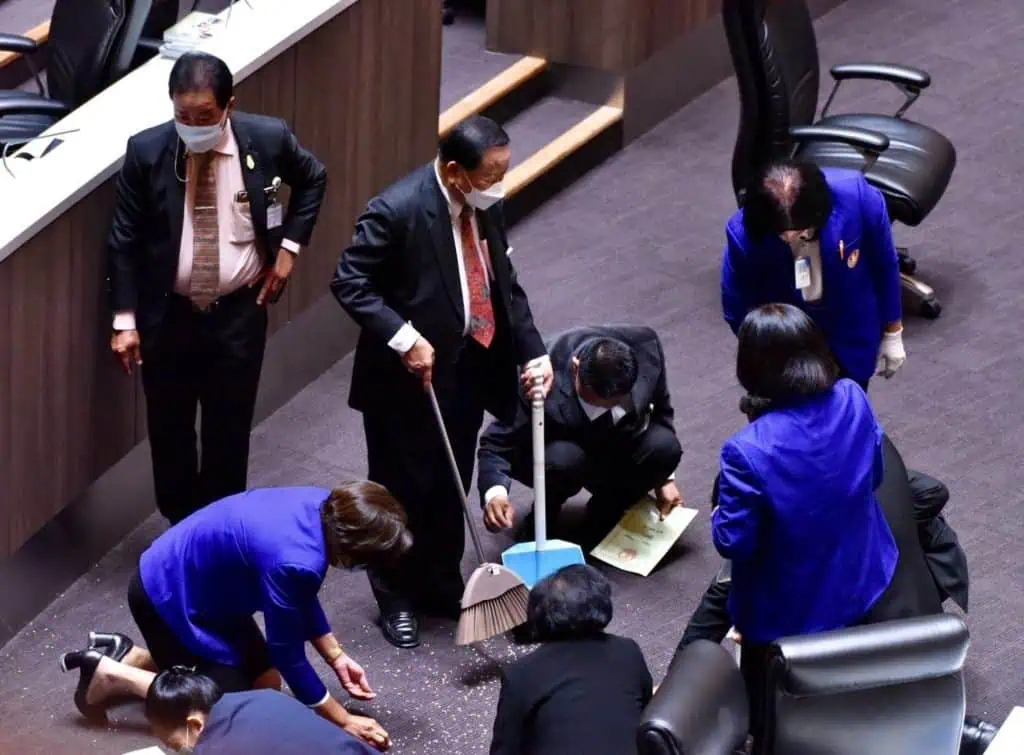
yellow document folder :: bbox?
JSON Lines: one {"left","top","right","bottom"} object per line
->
{"left": 590, "top": 497, "right": 698, "bottom": 576}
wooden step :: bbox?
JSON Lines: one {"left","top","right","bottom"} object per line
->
{"left": 0, "top": 20, "right": 50, "bottom": 69}
{"left": 504, "top": 105, "right": 623, "bottom": 198}
{"left": 438, "top": 55, "right": 548, "bottom": 138}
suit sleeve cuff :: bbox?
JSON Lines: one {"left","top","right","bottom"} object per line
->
{"left": 309, "top": 690, "right": 331, "bottom": 708}
{"left": 281, "top": 238, "right": 301, "bottom": 255}
{"left": 484, "top": 485, "right": 509, "bottom": 504}
{"left": 388, "top": 322, "right": 421, "bottom": 354}
{"left": 113, "top": 311, "right": 137, "bottom": 331}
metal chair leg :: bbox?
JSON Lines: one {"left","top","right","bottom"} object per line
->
{"left": 900, "top": 272, "right": 941, "bottom": 319}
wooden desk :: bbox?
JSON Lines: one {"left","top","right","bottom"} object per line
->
{"left": 0, "top": 0, "right": 441, "bottom": 642}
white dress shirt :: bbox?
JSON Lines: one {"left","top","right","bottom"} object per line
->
{"left": 386, "top": 160, "right": 494, "bottom": 353}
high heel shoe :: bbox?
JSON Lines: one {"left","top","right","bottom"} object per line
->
{"left": 87, "top": 631, "right": 134, "bottom": 663}
{"left": 60, "top": 648, "right": 108, "bottom": 723}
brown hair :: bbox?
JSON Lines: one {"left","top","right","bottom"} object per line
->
{"left": 320, "top": 482, "right": 412, "bottom": 569}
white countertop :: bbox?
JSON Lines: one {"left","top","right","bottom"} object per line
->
{"left": 0, "top": 0, "right": 356, "bottom": 262}
{"left": 985, "top": 706, "right": 1024, "bottom": 755}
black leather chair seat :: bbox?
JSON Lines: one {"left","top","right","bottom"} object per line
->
{"left": 797, "top": 113, "right": 956, "bottom": 227}
{"left": 0, "top": 91, "right": 61, "bottom": 145}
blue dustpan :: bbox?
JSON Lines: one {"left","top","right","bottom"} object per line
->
{"left": 502, "top": 376, "right": 584, "bottom": 588}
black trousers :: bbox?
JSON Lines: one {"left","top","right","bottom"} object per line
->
{"left": 363, "top": 339, "right": 492, "bottom": 616}
{"left": 677, "top": 468, "right": 950, "bottom": 649}
{"left": 141, "top": 288, "right": 267, "bottom": 524}
{"left": 508, "top": 423, "right": 682, "bottom": 542}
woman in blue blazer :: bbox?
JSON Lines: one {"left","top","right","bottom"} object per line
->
{"left": 714, "top": 304, "right": 901, "bottom": 748}
{"left": 59, "top": 483, "right": 411, "bottom": 751}
{"left": 721, "top": 159, "right": 906, "bottom": 389}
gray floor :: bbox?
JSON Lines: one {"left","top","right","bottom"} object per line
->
{"left": 2, "top": 0, "right": 1024, "bottom": 752}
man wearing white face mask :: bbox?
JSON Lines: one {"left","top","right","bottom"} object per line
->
{"left": 107, "top": 52, "right": 327, "bottom": 524}
{"left": 331, "top": 115, "right": 552, "bottom": 649}
{"left": 721, "top": 159, "right": 905, "bottom": 392}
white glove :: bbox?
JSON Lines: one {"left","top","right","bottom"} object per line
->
{"left": 875, "top": 328, "right": 906, "bottom": 378}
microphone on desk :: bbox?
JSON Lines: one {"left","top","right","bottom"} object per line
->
{"left": 2, "top": 128, "right": 82, "bottom": 178}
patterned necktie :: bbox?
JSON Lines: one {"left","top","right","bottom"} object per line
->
{"left": 459, "top": 206, "right": 495, "bottom": 347}
{"left": 190, "top": 153, "right": 220, "bottom": 309}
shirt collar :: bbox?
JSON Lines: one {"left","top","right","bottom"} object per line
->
{"left": 578, "top": 395, "right": 630, "bottom": 424}
{"left": 434, "top": 158, "right": 464, "bottom": 219}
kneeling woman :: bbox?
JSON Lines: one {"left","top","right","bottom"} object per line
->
{"left": 60, "top": 482, "right": 411, "bottom": 752}
{"left": 714, "top": 304, "right": 904, "bottom": 746}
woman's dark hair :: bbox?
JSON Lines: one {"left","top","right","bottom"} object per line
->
{"left": 145, "top": 668, "right": 222, "bottom": 729}
{"left": 742, "top": 159, "right": 833, "bottom": 240}
{"left": 321, "top": 481, "right": 413, "bottom": 569}
{"left": 527, "top": 564, "right": 613, "bottom": 642}
{"left": 169, "top": 52, "right": 234, "bottom": 109}
{"left": 438, "top": 115, "right": 510, "bottom": 170}
{"left": 575, "top": 337, "right": 638, "bottom": 400}
{"left": 736, "top": 303, "right": 839, "bottom": 403}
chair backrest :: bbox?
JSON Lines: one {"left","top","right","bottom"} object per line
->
{"left": 47, "top": 0, "right": 129, "bottom": 106}
{"left": 636, "top": 640, "right": 749, "bottom": 755}
{"left": 764, "top": 614, "right": 970, "bottom": 755}
{"left": 722, "top": 0, "right": 821, "bottom": 201}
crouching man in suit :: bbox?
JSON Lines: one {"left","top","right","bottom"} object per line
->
{"left": 478, "top": 326, "right": 684, "bottom": 544}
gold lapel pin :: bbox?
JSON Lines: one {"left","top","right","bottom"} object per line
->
{"left": 246, "top": 154, "right": 255, "bottom": 171}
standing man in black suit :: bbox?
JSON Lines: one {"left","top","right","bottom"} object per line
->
{"left": 331, "top": 115, "right": 552, "bottom": 649}
{"left": 107, "top": 53, "right": 327, "bottom": 524}
{"left": 478, "top": 325, "right": 684, "bottom": 544}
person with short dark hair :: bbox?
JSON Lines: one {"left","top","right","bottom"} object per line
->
{"left": 721, "top": 159, "right": 905, "bottom": 391}
{"left": 715, "top": 303, "right": 903, "bottom": 750}
{"left": 59, "top": 483, "right": 410, "bottom": 751}
{"left": 331, "top": 115, "right": 551, "bottom": 649}
{"left": 107, "top": 52, "right": 328, "bottom": 524}
{"left": 145, "top": 668, "right": 375, "bottom": 753}
{"left": 489, "top": 565, "right": 653, "bottom": 755}
{"left": 478, "top": 325, "right": 683, "bottom": 544}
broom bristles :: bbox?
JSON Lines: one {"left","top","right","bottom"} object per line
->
{"left": 457, "top": 567, "right": 530, "bottom": 645}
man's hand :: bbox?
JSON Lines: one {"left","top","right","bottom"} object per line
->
{"left": 483, "top": 495, "right": 515, "bottom": 532}
{"left": 520, "top": 355, "right": 553, "bottom": 398}
{"left": 344, "top": 715, "right": 391, "bottom": 752}
{"left": 253, "top": 248, "right": 296, "bottom": 305}
{"left": 332, "top": 653, "right": 376, "bottom": 700}
{"left": 402, "top": 337, "right": 435, "bottom": 387}
{"left": 655, "top": 481, "right": 683, "bottom": 520}
{"left": 111, "top": 330, "right": 142, "bottom": 375}
{"left": 875, "top": 325, "right": 906, "bottom": 379}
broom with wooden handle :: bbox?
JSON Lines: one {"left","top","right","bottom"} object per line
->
{"left": 425, "top": 383, "right": 529, "bottom": 645}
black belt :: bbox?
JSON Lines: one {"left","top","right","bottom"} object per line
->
{"left": 171, "top": 284, "right": 258, "bottom": 314}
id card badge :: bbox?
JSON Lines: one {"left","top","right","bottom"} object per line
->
{"left": 794, "top": 256, "right": 811, "bottom": 290}
{"left": 267, "top": 201, "right": 283, "bottom": 230}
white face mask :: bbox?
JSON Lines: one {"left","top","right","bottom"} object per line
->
{"left": 175, "top": 114, "right": 226, "bottom": 154}
{"left": 465, "top": 179, "right": 505, "bottom": 211}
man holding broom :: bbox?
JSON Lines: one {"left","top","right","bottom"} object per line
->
{"left": 331, "top": 115, "right": 552, "bottom": 649}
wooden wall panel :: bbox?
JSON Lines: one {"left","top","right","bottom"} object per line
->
{"left": 486, "top": 0, "right": 720, "bottom": 72}
{"left": 0, "top": 0, "right": 443, "bottom": 557}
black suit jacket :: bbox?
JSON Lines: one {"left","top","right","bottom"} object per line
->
{"left": 490, "top": 634, "right": 653, "bottom": 755}
{"left": 330, "top": 162, "right": 545, "bottom": 422}
{"left": 477, "top": 324, "right": 676, "bottom": 498}
{"left": 107, "top": 112, "right": 328, "bottom": 341}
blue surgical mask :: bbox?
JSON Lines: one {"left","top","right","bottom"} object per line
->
{"left": 175, "top": 114, "right": 226, "bottom": 154}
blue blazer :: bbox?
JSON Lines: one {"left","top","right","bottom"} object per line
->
{"left": 712, "top": 380, "right": 897, "bottom": 643}
{"left": 721, "top": 169, "right": 901, "bottom": 383}
{"left": 140, "top": 487, "right": 333, "bottom": 706}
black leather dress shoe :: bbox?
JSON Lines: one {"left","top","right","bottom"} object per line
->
{"left": 88, "top": 631, "right": 134, "bottom": 663}
{"left": 60, "top": 648, "right": 107, "bottom": 723}
{"left": 379, "top": 611, "right": 420, "bottom": 649}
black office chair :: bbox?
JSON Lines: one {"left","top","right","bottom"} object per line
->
{"left": 723, "top": 0, "right": 957, "bottom": 319}
{"left": 641, "top": 616, "right": 999, "bottom": 755}
{"left": 0, "top": 0, "right": 173, "bottom": 150}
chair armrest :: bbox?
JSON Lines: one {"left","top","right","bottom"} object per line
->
{"left": 137, "top": 36, "right": 162, "bottom": 53}
{"left": 831, "top": 62, "right": 931, "bottom": 90}
{"left": 0, "top": 96, "right": 71, "bottom": 118}
{"left": 0, "top": 32, "right": 38, "bottom": 55}
{"left": 637, "top": 641, "right": 748, "bottom": 755}
{"left": 789, "top": 125, "right": 890, "bottom": 153}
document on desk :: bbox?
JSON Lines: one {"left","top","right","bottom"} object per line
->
{"left": 590, "top": 497, "right": 698, "bottom": 576}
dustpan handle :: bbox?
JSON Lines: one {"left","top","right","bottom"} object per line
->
{"left": 425, "top": 383, "right": 487, "bottom": 564}
{"left": 531, "top": 374, "right": 547, "bottom": 547}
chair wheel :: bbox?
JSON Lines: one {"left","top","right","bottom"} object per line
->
{"left": 919, "top": 297, "right": 942, "bottom": 319}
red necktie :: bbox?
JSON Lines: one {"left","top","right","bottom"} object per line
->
{"left": 459, "top": 206, "right": 495, "bottom": 348}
